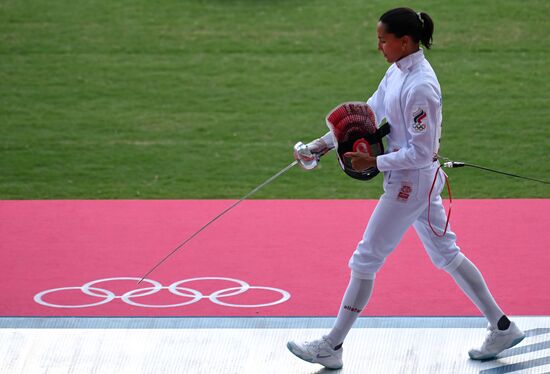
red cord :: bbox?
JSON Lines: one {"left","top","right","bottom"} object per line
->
{"left": 428, "top": 165, "right": 452, "bottom": 237}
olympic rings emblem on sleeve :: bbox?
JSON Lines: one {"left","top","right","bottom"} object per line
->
{"left": 33, "top": 277, "right": 291, "bottom": 309}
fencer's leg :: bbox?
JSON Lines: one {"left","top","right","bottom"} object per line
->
{"left": 330, "top": 190, "right": 426, "bottom": 346}
{"left": 449, "top": 258, "right": 525, "bottom": 359}
{"left": 287, "top": 173, "right": 427, "bottom": 369}
{"left": 413, "top": 194, "right": 506, "bottom": 327}
{"left": 446, "top": 256, "right": 505, "bottom": 327}
{"left": 327, "top": 272, "right": 374, "bottom": 347}
{"left": 414, "top": 193, "right": 525, "bottom": 359}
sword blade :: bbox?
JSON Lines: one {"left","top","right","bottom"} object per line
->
{"left": 137, "top": 160, "right": 299, "bottom": 283}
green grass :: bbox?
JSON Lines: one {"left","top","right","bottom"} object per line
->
{"left": 1, "top": 0, "right": 549, "bottom": 199}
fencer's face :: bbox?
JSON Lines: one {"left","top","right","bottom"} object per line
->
{"left": 376, "top": 22, "right": 406, "bottom": 63}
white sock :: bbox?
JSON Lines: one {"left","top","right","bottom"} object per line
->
{"left": 327, "top": 274, "right": 374, "bottom": 347}
{"left": 447, "top": 256, "right": 505, "bottom": 328}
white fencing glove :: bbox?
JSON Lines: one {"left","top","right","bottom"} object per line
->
{"left": 293, "top": 136, "right": 333, "bottom": 170}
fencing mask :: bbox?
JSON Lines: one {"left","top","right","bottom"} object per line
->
{"left": 326, "top": 102, "right": 390, "bottom": 181}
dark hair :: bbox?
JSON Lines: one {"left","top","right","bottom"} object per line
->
{"left": 379, "top": 8, "right": 434, "bottom": 49}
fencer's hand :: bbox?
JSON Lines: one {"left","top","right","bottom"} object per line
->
{"left": 294, "top": 142, "right": 315, "bottom": 162}
{"left": 344, "top": 152, "right": 377, "bottom": 171}
{"left": 294, "top": 138, "right": 331, "bottom": 170}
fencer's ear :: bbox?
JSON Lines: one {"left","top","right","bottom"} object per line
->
{"left": 401, "top": 35, "right": 410, "bottom": 50}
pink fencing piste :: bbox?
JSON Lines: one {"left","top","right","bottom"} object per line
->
{"left": 1, "top": 199, "right": 548, "bottom": 317}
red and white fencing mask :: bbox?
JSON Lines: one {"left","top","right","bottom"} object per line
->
{"left": 326, "top": 102, "right": 390, "bottom": 181}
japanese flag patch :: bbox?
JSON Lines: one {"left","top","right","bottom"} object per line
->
{"left": 412, "top": 108, "right": 427, "bottom": 133}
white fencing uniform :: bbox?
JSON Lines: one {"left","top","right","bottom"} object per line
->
{"left": 348, "top": 49, "right": 464, "bottom": 279}
{"left": 290, "top": 50, "right": 520, "bottom": 364}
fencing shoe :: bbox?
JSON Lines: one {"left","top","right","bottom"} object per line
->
{"left": 287, "top": 336, "right": 343, "bottom": 370}
{"left": 469, "top": 321, "right": 525, "bottom": 360}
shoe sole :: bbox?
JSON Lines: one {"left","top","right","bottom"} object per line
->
{"left": 468, "top": 334, "right": 526, "bottom": 361}
{"left": 286, "top": 342, "right": 343, "bottom": 370}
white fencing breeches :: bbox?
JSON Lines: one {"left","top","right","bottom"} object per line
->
{"left": 349, "top": 162, "right": 464, "bottom": 280}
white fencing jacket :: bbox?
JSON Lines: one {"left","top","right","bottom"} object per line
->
{"left": 323, "top": 49, "right": 442, "bottom": 172}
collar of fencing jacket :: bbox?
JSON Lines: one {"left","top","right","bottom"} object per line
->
{"left": 396, "top": 48, "right": 424, "bottom": 72}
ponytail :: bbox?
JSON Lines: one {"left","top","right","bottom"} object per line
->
{"left": 417, "top": 12, "right": 434, "bottom": 49}
{"left": 379, "top": 8, "right": 435, "bottom": 49}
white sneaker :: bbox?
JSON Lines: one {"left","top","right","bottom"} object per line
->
{"left": 469, "top": 321, "right": 525, "bottom": 360}
{"left": 287, "top": 336, "right": 343, "bottom": 370}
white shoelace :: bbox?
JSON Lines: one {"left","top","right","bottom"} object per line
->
{"left": 305, "top": 339, "right": 328, "bottom": 354}
{"left": 482, "top": 327, "right": 498, "bottom": 348}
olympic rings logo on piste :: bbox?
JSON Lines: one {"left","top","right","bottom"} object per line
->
{"left": 34, "top": 277, "right": 291, "bottom": 309}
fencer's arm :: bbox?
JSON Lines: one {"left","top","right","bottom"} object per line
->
{"left": 320, "top": 131, "right": 335, "bottom": 150}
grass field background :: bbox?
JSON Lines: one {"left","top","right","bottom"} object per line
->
{"left": 1, "top": 0, "right": 549, "bottom": 199}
